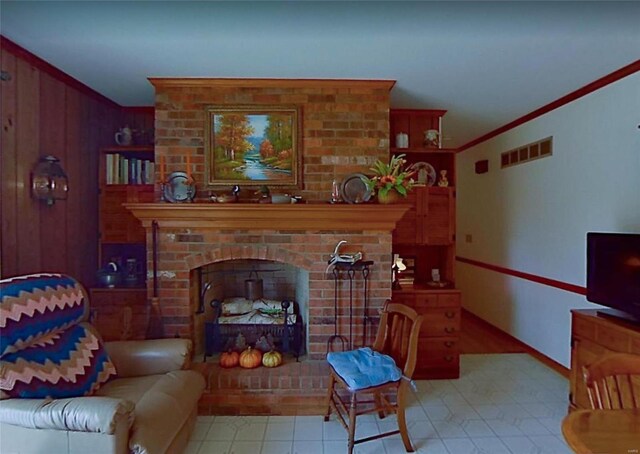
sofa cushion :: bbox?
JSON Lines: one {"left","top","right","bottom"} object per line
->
{"left": 0, "top": 322, "right": 116, "bottom": 398}
{"left": 0, "top": 273, "right": 88, "bottom": 356}
{"left": 96, "top": 370, "right": 206, "bottom": 454}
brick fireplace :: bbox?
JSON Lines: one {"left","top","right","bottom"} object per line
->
{"left": 126, "top": 204, "right": 407, "bottom": 359}
{"left": 124, "top": 78, "right": 409, "bottom": 413}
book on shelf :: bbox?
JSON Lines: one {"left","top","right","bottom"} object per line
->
{"left": 105, "top": 153, "right": 154, "bottom": 185}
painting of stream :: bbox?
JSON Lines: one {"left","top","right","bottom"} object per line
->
{"left": 208, "top": 109, "right": 298, "bottom": 185}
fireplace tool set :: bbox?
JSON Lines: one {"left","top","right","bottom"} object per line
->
{"left": 326, "top": 241, "right": 373, "bottom": 353}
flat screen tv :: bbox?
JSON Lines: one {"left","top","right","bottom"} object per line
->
{"left": 587, "top": 232, "right": 640, "bottom": 322}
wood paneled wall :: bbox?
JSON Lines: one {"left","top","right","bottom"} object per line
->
{"left": 0, "top": 39, "right": 126, "bottom": 286}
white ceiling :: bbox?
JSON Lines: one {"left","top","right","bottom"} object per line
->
{"left": 2, "top": 1, "right": 639, "bottom": 148}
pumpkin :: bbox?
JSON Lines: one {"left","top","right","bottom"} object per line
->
{"left": 219, "top": 350, "right": 240, "bottom": 368}
{"left": 239, "top": 347, "right": 262, "bottom": 369}
{"left": 262, "top": 350, "right": 283, "bottom": 368}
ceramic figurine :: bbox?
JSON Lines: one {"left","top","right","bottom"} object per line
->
{"left": 438, "top": 170, "right": 449, "bottom": 187}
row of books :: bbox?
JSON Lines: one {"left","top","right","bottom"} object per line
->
{"left": 105, "top": 154, "right": 155, "bottom": 185}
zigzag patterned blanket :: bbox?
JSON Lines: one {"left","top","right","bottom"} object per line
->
{"left": 1, "top": 273, "right": 115, "bottom": 398}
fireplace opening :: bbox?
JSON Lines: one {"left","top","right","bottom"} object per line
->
{"left": 193, "top": 259, "right": 309, "bottom": 360}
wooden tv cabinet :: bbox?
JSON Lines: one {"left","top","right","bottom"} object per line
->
{"left": 569, "top": 309, "right": 640, "bottom": 410}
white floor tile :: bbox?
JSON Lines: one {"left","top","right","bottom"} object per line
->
{"left": 499, "top": 435, "right": 539, "bottom": 454}
{"left": 484, "top": 419, "right": 524, "bottom": 437}
{"left": 323, "top": 440, "right": 347, "bottom": 452}
{"left": 412, "top": 438, "right": 450, "bottom": 454}
{"left": 323, "top": 419, "right": 348, "bottom": 440}
{"left": 206, "top": 422, "right": 239, "bottom": 441}
{"left": 442, "top": 437, "right": 477, "bottom": 454}
{"left": 471, "top": 436, "right": 511, "bottom": 454}
{"left": 354, "top": 441, "right": 386, "bottom": 454}
{"left": 191, "top": 354, "right": 571, "bottom": 454}
{"left": 292, "top": 440, "right": 323, "bottom": 454}
{"left": 229, "top": 441, "right": 263, "bottom": 454}
{"left": 461, "top": 419, "right": 494, "bottom": 437}
{"left": 514, "top": 418, "right": 551, "bottom": 436}
{"left": 198, "top": 440, "right": 232, "bottom": 454}
{"left": 234, "top": 423, "right": 266, "bottom": 441}
{"left": 261, "top": 441, "right": 293, "bottom": 454}
{"left": 184, "top": 440, "right": 202, "bottom": 454}
{"left": 528, "top": 434, "right": 573, "bottom": 454}
{"left": 432, "top": 420, "right": 468, "bottom": 438}
{"left": 294, "top": 420, "right": 324, "bottom": 440}
{"left": 265, "top": 422, "right": 295, "bottom": 441}
{"left": 192, "top": 422, "right": 212, "bottom": 441}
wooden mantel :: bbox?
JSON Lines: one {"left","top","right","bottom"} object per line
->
{"left": 125, "top": 203, "right": 409, "bottom": 231}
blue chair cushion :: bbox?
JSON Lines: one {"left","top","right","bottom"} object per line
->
{"left": 327, "top": 347, "right": 402, "bottom": 390}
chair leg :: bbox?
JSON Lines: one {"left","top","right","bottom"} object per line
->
{"left": 347, "top": 392, "right": 357, "bottom": 454}
{"left": 397, "top": 385, "right": 414, "bottom": 452}
{"left": 374, "top": 391, "right": 386, "bottom": 419}
{"left": 324, "top": 372, "right": 336, "bottom": 422}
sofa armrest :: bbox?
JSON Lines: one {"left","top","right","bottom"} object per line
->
{"left": 105, "top": 338, "right": 192, "bottom": 377}
{"left": 0, "top": 396, "right": 134, "bottom": 434}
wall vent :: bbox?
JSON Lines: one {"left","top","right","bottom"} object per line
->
{"left": 501, "top": 137, "right": 553, "bottom": 169}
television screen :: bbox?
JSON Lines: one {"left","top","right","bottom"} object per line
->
{"left": 587, "top": 232, "right": 640, "bottom": 319}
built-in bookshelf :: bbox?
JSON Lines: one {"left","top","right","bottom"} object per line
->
{"left": 101, "top": 146, "right": 154, "bottom": 186}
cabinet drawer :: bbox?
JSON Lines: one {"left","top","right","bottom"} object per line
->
{"left": 392, "top": 293, "right": 416, "bottom": 307}
{"left": 415, "top": 292, "right": 460, "bottom": 309}
{"left": 420, "top": 338, "right": 459, "bottom": 363}
{"left": 421, "top": 309, "right": 460, "bottom": 337}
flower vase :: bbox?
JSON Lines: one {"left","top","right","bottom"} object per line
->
{"left": 377, "top": 189, "right": 401, "bottom": 204}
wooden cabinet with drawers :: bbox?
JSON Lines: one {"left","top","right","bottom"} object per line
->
{"left": 390, "top": 109, "right": 460, "bottom": 379}
{"left": 393, "top": 287, "right": 461, "bottom": 379}
{"left": 570, "top": 310, "right": 640, "bottom": 410}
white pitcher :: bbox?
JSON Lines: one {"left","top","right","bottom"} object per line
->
{"left": 115, "top": 126, "right": 133, "bottom": 146}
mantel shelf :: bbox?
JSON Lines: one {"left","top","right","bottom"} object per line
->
{"left": 125, "top": 203, "right": 410, "bottom": 231}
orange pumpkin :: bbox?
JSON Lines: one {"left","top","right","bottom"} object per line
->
{"left": 262, "top": 350, "right": 283, "bottom": 368}
{"left": 219, "top": 350, "right": 240, "bottom": 368}
{"left": 239, "top": 347, "right": 262, "bottom": 369}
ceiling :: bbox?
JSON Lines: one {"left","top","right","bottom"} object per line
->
{"left": 2, "top": 1, "right": 639, "bottom": 148}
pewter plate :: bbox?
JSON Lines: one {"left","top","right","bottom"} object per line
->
{"left": 163, "top": 171, "right": 195, "bottom": 203}
{"left": 340, "top": 173, "right": 372, "bottom": 204}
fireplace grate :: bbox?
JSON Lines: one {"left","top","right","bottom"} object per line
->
{"left": 203, "top": 299, "right": 304, "bottom": 361}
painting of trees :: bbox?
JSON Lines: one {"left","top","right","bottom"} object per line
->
{"left": 214, "top": 114, "right": 255, "bottom": 162}
{"left": 206, "top": 106, "right": 300, "bottom": 187}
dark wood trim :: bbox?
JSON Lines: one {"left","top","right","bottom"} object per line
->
{"left": 121, "top": 106, "right": 155, "bottom": 114}
{"left": 457, "top": 59, "right": 640, "bottom": 152}
{"left": 0, "top": 35, "right": 120, "bottom": 109}
{"left": 456, "top": 256, "right": 586, "bottom": 295}
{"left": 463, "top": 309, "right": 570, "bottom": 378}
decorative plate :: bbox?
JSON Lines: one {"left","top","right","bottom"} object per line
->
{"left": 340, "top": 173, "right": 372, "bottom": 204}
{"left": 163, "top": 171, "right": 196, "bottom": 203}
{"left": 409, "top": 162, "right": 436, "bottom": 186}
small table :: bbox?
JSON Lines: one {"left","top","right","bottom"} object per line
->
{"left": 561, "top": 409, "right": 640, "bottom": 454}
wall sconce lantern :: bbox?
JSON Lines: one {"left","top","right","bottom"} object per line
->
{"left": 31, "top": 155, "right": 69, "bottom": 206}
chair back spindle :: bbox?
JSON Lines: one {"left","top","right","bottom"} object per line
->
{"left": 373, "top": 300, "right": 423, "bottom": 379}
{"left": 584, "top": 353, "right": 640, "bottom": 410}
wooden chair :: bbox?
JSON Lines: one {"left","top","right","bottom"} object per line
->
{"left": 324, "top": 300, "right": 423, "bottom": 453}
{"left": 584, "top": 352, "right": 640, "bottom": 409}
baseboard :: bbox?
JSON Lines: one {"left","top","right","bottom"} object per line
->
{"left": 462, "top": 309, "right": 570, "bottom": 379}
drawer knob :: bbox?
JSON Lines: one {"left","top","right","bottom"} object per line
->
{"left": 444, "top": 355, "right": 454, "bottom": 362}
{"left": 445, "top": 311, "right": 456, "bottom": 319}
{"left": 445, "top": 327, "right": 455, "bottom": 334}
{"left": 444, "top": 341, "right": 454, "bottom": 348}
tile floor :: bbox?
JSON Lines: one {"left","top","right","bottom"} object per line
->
{"left": 186, "top": 354, "right": 573, "bottom": 454}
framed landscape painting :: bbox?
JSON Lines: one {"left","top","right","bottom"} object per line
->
{"left": 205, "top": 105, "right": 302, "bottom": 187}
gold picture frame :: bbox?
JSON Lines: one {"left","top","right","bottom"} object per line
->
{"left": 205, "top": 105, "right": 302, "bottom": 187}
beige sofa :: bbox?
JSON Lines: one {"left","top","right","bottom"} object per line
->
{"left": 0, "top": 274, "right": 206, "bottom": 454}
